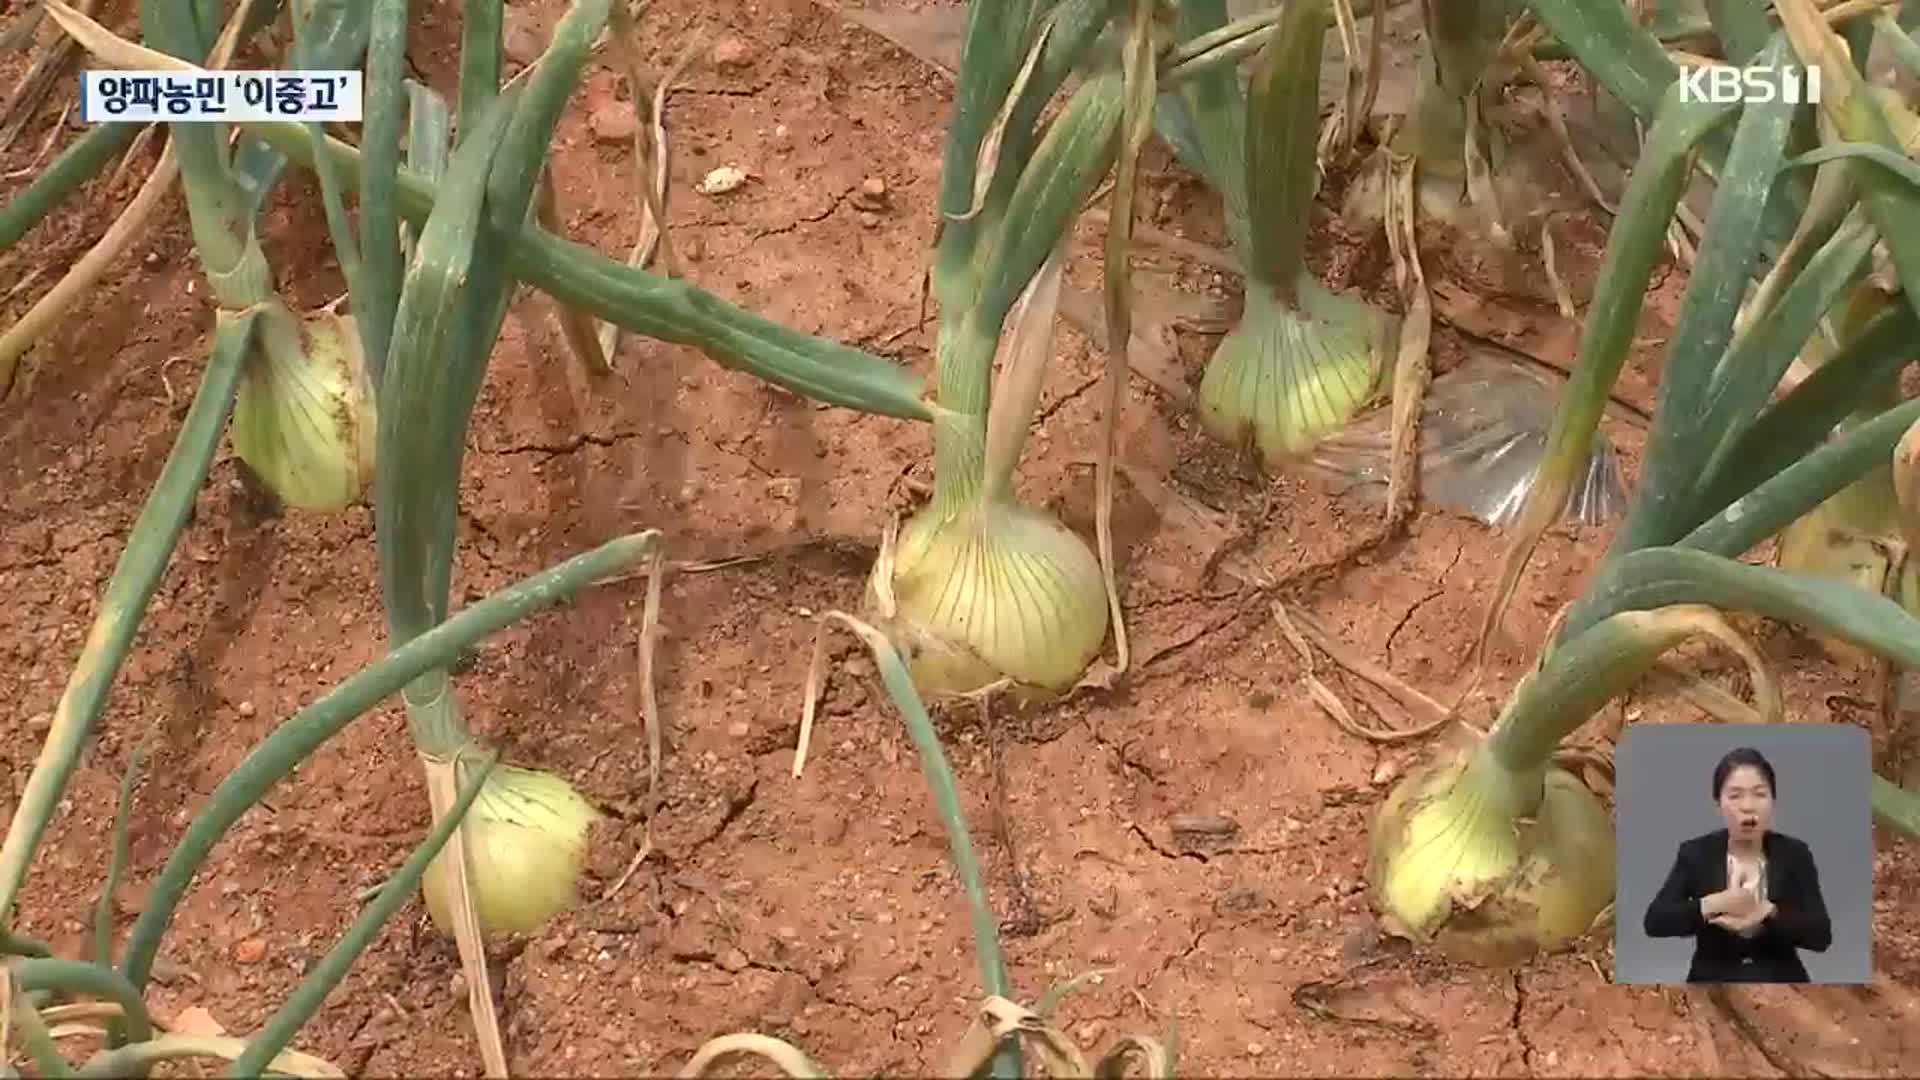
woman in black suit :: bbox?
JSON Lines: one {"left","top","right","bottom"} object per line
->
{"left": 1642, "top": 747, "right": 1833, "bottom": 983}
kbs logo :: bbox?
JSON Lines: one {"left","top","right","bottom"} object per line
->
{"left": 1677, "top": 64, "right": 1822, "bottom": 105}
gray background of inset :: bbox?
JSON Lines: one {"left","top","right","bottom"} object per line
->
{"left": 1613, "top": 723, "right": 1873, "bottom": 985}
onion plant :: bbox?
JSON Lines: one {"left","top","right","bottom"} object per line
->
{"left": 1155, "top": 0, "right": 1394, "bottom": 469}
{"left": 1338, "top": 0, "right": 1530, "bottom": 238}
{"left": 845, "top": 0, "right": 1173, "bottom": 700}
{"left": 1303, "top": 0, "right": 1573, "bottom": 296}
{"left": 340, "top": 7, "right": 668, "bottom": 1061}
{"left": 1367, "top": 4, "right": 1920, "bottom": 965}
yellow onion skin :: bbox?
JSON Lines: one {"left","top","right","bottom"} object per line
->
{"left": 868, "top": 500, "right": 1109, "bottom": 698}
{"left": 1340, "top": 151, "right": 1482, "bottom": 234}
{"left": 422, "top": 765, "right": 602, "bottom": 938}
{"left": 1367, "top": 744, "right": 1615, "bottom": 967}
{"left": 1776, "top": 471, "right": 1920, "bottom": 666}
{"left": 1896, "top": 413, "right": 1920, "bottom": 546}
{"left": 1775, "top": 282, "right": 1916, "bottom": 661}
{"left": 1197, "top": 277, "right": 1382, "bottom": 466}
{"left": 230, "top": 308, "right": 377, "bottom": 512}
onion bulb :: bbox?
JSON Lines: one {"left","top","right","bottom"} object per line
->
{"left": 1775, "top": 470, "right": 1919, "bottom": 665}
{"left": 1896, "top": 408, "right": 1920, "bottom": 547}
{"left": 1197, "top": 275, "right": 1385, "bottom": 465}
{"left": 422, "top": 764, "right": 602, "bottom": 937}
{"left": 1775, "top": 282, "right": 1917, "bottom": 663}
{"left": 869, "top": 500, "right": 1108, "bottom": 698}
{"left": 1368, "top": 744, "right": 1615, "bottom": 966}
{"left": 229, "top": 306, "right": 376, "bottom": 512}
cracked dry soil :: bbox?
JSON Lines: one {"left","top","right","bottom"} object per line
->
{"left": 3, "top": 0, "right": 1919, "bottom": 1075}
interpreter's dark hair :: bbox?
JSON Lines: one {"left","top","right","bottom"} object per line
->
{"left": 1712, "top": 747, "right": 1777, "bottom": 800}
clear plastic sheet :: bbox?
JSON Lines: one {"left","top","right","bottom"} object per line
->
{"left": 1304, "top": 352, "right": 1630, "bottom": 528}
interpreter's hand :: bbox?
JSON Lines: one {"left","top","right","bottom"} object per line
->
{"left": 1711, "top": 900, "right": 1774, "bottom": 938}
{"left": 1702, "top": 885, "right": 1761, "bottom": 920}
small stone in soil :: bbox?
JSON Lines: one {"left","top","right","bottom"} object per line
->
{"left": 719, "top": 947, "right": 749, "bottom": 972}
{"left": 711, "top": 36, "right": 752, "bottom": 67}
{"left": 697, "top": 166, "right": 751, "bottom": 195}
{"left": 853, "top": 176, "right": 889, "bottom": 216}
{"left": 503, "top": 9, "right": 544, "bottom": 64}
{"left": 170, "top": 1005, "right": 228, "bottom": 1037}
{"left": 236, "top": 700, "right": 255, "bottom": 718}
{"left": 590, "top": 103, "right": 639, "bottom": 144}
{"left": 233, "top": 937, "right": 267, "bottom": 964}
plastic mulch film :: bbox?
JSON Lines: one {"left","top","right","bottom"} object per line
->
{"left": 1304, "top": 350, "right": 1630, "bottom": 528}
